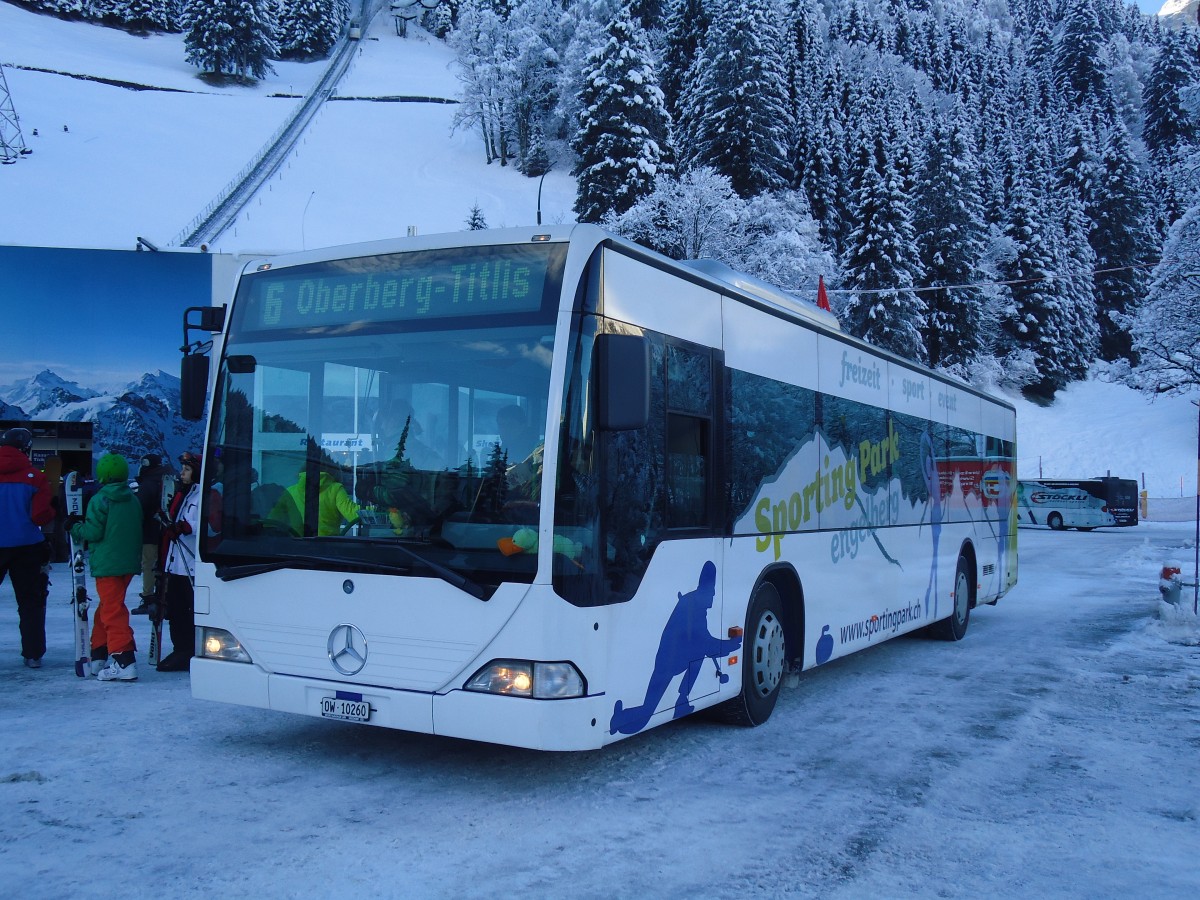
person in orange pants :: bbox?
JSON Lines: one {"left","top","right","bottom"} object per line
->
{"left": 70, "top": 453, "right": 143, "bottom": 681}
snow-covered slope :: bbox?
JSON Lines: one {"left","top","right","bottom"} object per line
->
{"left": 0, "top": 2, "right": 576, "bottom": 252}
{"left": 1157, "top": 0, "right": 1198, "bottom": 26}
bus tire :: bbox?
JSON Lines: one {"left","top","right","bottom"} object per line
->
{"left": 1047, "top": 512, "right": 1064, "bottom": 530}
{"left": 713, "top": 581, "right": 786, "bottom": 727}
{"left": 930, "top": 554, "right": 972, "bottom": 641}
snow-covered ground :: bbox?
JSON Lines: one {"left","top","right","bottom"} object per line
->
{"left": 1, "top": 8, "right": 1199, "bottom": 895}
{"left": 1, "top": 523, "right": 1197, "bottom": 898}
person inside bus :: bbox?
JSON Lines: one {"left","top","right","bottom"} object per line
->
{"left": 495, "top": 404, "right": 544, "bottom": 506}
{"left": 269, "top": 451, "right": 360, "bottom": 537}
{"left": 371, "top": 398, "right": 444, "bottom": 470}
{"left": 496, "top": 405, "right": 538, "bottom": 465}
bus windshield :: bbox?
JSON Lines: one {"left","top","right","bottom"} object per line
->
{"left": 201, "top": 243, "right": 565, "bottom": 592}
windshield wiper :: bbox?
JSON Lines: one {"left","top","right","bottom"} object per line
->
{"left": 215, "top": 554, "right": 412, "bottom": 582}
{"left": 338, "top": 537, "right": 492, "bottom": 601}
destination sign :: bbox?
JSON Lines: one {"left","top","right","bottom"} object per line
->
{"left": 239, "top": 244, "right": 559, "bottom": 331}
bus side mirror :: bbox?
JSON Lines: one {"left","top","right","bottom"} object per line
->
{"left": 187, "top": 305, "right": 226, "bottom": 333}
{"left": 595, "top": 333, "right": 649, "bottom": 431}
{"left": 181, "top": 353, "right": 209, "bottom": 422}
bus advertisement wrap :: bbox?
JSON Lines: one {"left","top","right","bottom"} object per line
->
{"left": 186, "top": 224, "right": 1017, "bottom": 751}
{"left": 1017, "top": 477, "right": 1137, "bottom": 530}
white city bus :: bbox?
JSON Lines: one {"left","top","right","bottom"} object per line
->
{"left": 181, "top": 224, "right": 1018, "bottom": 750}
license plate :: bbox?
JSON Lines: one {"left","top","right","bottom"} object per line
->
{"left": 320, "top": 694, "right": 371, "bottom": 723}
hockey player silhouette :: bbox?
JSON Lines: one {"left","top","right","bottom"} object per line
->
{"left": 609, "top": 561, "right": 742, "bottom": 735}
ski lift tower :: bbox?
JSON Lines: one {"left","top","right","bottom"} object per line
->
{"left": 1, "top": 63, "right": 32, "bottom": 165}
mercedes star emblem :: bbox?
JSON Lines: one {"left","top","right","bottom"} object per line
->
{"left": 327, "top": 623, "right": 368, "bottom": 676}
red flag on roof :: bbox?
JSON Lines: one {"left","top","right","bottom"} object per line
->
{"left": 817, "top": 275, "right": 831, "bottom": 312}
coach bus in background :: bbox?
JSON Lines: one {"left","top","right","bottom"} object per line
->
{"left": 1017, "top": 476, "right": 1137, "bottom": 530}
{"left": 178, "top": 224, "right": 1018, "bottom": 751}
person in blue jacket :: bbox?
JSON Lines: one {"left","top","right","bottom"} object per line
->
{"left": 0, "top": 428, "right": 55, "bottom": 668}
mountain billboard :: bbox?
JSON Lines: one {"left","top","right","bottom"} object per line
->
{"left": 0, "top": 244, "right": 232, "bottom": 467}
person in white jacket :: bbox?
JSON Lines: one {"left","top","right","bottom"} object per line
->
{"left": 157, "top": 452, "right": 201, "bottom": 671}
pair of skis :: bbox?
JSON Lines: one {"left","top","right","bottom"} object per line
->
{"left": 147, "top": 571, "right": 166, "bottom": 667}
{"left": 147, "top": 473, "right": 176, "bottom": 668}
{"left": 64, "top": 472, "right": 90, "bottom": 677}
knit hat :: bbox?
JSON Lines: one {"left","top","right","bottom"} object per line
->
{"left": 96, "top": 453, "right": 130, "bottom": 484}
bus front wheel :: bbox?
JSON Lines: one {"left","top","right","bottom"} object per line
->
{"left": 930, "top": 555, "right": 972, "bottom": 641}
{"left": 1047, "top": 512, "right": 1065, "bottom": 530}
{"left": 714, "top": 581, "right": 786, "bottom": 727}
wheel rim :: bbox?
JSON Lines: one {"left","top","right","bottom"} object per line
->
{"left": 954, "top": 568, "right": 970, "bottom": 623}
{"left": 750, "top": 609, "right": 786, "bottom": 697}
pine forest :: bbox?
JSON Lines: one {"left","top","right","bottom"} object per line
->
{"left": 13, "top": 0, "right": 1200, "bottom": 402}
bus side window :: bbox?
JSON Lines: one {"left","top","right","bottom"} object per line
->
{"left": 665, "top": 342, "right": 714, "bottom": 530}
{"left": 667, "top": 413, "right": 707, "bottom": 527}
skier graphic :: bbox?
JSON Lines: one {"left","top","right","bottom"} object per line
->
{"left": 609, "top": 561, "right": 742, "bottom": 735}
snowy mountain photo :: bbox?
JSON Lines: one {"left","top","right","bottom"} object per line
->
{"left": 0, "top": 369, "right": 99, "bottom": 418}
{"left": 0, "top": 368, "right": 205, "bottom": 463}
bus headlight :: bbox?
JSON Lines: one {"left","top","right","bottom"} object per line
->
{"left": 200, "top": 627, "right": 252, "bottom": 663}
{"left": 464, "top": 660, "right": 585, "bottom": 699}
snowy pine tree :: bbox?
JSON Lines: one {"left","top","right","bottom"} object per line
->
{"left": 679, "top": 0, "right": 792, "bottom": 198}
{"left": 465, "top": 202, "right": 488, "bottom": 230}
{"left": 277, "top": 0, "right": 345, "bottom": 60}
{"left": 998, "top": 143, "right": 1076, "bottom": 402}
{"left": 572, "top": 2, "right": 671, "bottom": 222}
{"left": 1092, "top": 119, "right": 1157, "bottom": 362}
{"left": 660, "top": 0, "right": 709, "bottom": 123}
{"left": 1054, "top": 0, "right": 1109, "bottom": 107}
{"left": 116, "top": 0, "right": 176, "bottom": 31}
{"left": 840, "top": 123, "right": 926, "bottom": 363}
{"left": 914, "top": 106, "right": 987, "bottom": 370}
{"left": 505, "top": 0, "right": 563, "bottom": 176}
{"left": 182, "top": 0, "right": 278, "bottom": 81}
{"left": 1142, "top": 30, "right": 1198, "bottom": 165}
{"left": 1053, "top": 190, "right": 1102, "bottom": 384}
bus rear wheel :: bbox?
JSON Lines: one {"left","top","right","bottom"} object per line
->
{"left": 713, "top": 581, "right": 786, "bottom": 726}
{"left": 930, "top": 554, "right": 972, "bottom": 641}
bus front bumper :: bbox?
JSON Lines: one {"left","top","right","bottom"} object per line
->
{"left": 190, "top": 659, "right": 611, "bottom": 751}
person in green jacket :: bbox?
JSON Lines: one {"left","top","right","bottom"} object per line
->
{"left": 71, "top": 453, "right": 143, "bottom": 682}
{"left": 269, "top": 468, "right": 359, "bottom": 537}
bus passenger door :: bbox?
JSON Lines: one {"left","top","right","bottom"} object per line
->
{"left": 599, "top": 333, "right": 731, "bottom": 733}
{"left": 657, "top": 341, "right": 728, "bottom": 713}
